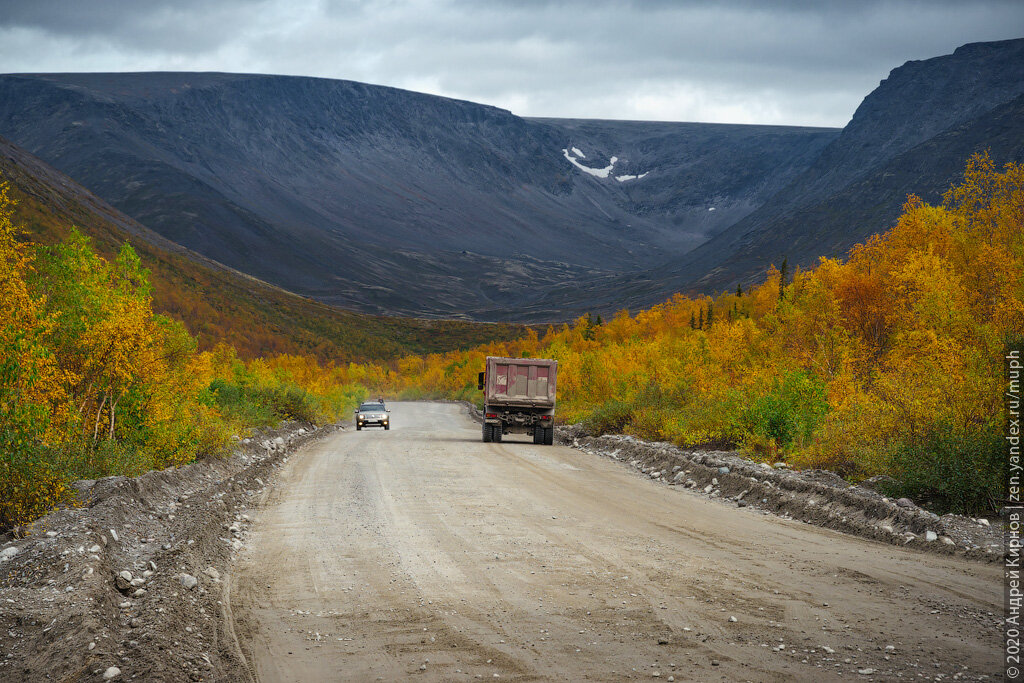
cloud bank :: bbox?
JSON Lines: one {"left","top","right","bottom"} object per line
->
{"left": 1, "top": 0, "right": 1022, "bottom": 126}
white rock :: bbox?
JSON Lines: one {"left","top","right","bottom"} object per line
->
{"left": 46, "top": 531, "right": 58, "bottom": 538}
{"left": 650, "top": 471, "right": 661, "bottom": 478}
{"left": 728, "top": 616, "right": 737, "bottom": 622}
{"left": 0, "top": 546, "right": 18, "bottom": 562}
{"left": 924, "top": 531, "right": 938, "bottom": 542}
{"left": 204, "top": 567, "right": 220, "bottom": 581}
{"left": 857, "top": 669, "right": 876, "bottom": 675}
{"left": 133, "top": 589, "right": 146, "bottom": 597}
{"left": 703, "top": 485, "right": 714, "bottom": 494}
{"left": 179, "top": 574, "right": 198, "bottom": 590}
{"left": 822, "top": 646, "right": 835, "bottom": 654}
{"left": 880, "top": 524, "right": 894, "bottom": 534}
{"left": 103, "top": 666, "right": 121, "bottom": 679}
{"left": 109, "top": 529, "right": 119, "bottom": 542}
{"left": 940, "top": 536, "right": 955, "bottom": 546}
{"left": 119, "top": 570, "right": 133, "bottom": 582}
{"left": 130, "top": 577, "right": 145, "bottom": 587}
{"left": 978, "top": 518, "right": 990, "bottom": 527}
{"left": 88, "top": 544, "right": 102, "bottom": 554}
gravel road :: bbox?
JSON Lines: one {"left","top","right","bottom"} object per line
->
{"left": 228, "top": 402, "right": 1001, "bottom": 682}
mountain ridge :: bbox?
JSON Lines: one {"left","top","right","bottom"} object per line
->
{"left": 0, "top": 133, "right": 530, "bottom": 358}
{"left": 0, "top": 71, "right": 838, "bottom": 319}
{"left": 1, "top": 38, "right": 1021, "bottom": 322}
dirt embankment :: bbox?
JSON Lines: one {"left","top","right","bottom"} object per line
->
{"left": 0, "top": 422, "right": 333, "bottom": 682}
{"left": 557, "top": 426, "right": 1002, "bottom": 562}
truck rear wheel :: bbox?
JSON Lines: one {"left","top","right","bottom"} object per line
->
{"left": 482, "top": 422, "right": 492, "bottom": 442}
{"left": 532, "top": 427, "right": 542, "bottom": 444}
{"left": 492, "top": 425, "right": 502, "bottom": 442}
{"left": 544, "top": 426, "right": 554, "bottom": 445}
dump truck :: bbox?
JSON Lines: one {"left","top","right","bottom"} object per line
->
{"left": 477, "top": 356, "right": 557, "bottom": 445}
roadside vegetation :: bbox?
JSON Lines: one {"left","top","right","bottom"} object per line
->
{"left": 0, "top": 185, "right": 368, "bottom": 528}
{"left": 2, "top": 155, "right": 1017, "bottom": 527}
{"left": 375, "top": 155, "right": 1022, "bottom": 514}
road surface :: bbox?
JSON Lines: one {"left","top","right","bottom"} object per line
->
{"left": 229, "top": 402, "right": 1001, "bottom": 681}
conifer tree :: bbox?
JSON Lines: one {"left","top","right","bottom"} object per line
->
{"left": 779, "top": 257, "right": 789, "bottom": 301}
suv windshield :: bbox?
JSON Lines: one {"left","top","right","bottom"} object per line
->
{"left": 358, "top": 404, "right": 385, "bottom": 412}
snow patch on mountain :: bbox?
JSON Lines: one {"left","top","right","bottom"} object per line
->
{"left": 562, "top": 149, "right": 618, "bottom": 178}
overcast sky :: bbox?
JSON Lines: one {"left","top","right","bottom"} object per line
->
{"left": 1, "top": 0, "right": 1022, "bottom": 127}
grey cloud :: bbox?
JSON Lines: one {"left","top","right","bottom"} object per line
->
{"left": 0, "top": 0, "right": 1021, "bottom": 125}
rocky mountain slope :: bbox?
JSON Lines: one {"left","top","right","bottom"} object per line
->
{"left": 0, "top": 134, "right": 528, "bottom": 359}
{"left": 1, "top": 38, "right": 1020, "bottom": 322}
{"left": 0, "top": 72, "right": 836, "bottom": 319}
{"left": 635, "top": 37, "right": 1024, "bottom": 300}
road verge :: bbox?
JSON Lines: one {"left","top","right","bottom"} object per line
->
{"left": 0, "top": 421, "right": 334, "bottom": 682}
{"left": 557, "top": 426, "right": 1002, "bottom": 562}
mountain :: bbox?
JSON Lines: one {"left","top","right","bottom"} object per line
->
{"left": 0, "top": 134, "right": 528, "bottom": 360}
{"left": 634, "top": 37, "right": 1024, "bottom": 299}
{"left": 0, "top": 72, "right": 837, "bottom": 320}
{"left": 3, "top": 39, "right": 1019, "bottom": 323}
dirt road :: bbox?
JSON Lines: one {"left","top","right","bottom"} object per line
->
{"left": 229, "top": 403, "right": 1001, "bottom": 681}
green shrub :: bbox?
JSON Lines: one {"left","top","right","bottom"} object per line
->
{"left": 584, "top": 398, "right": 635, "bottom": 435}
{"left": 741, "top": 370, "right": 828, "bottom": 451}
{"left": 881, "top": 426, "right": 1003, "bottom": 514}
{"left": 584, "top": 383, "right": 666, "bottom": 435}
{"left": 207, "top": 379, "right": 324, "bottom": 427}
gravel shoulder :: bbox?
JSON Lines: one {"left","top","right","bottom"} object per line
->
{"left": 229, "top": 402, "right": 1001, "bottom": 682}
{"left": 0, "top": 422, "right": 329, "bottom": 682}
